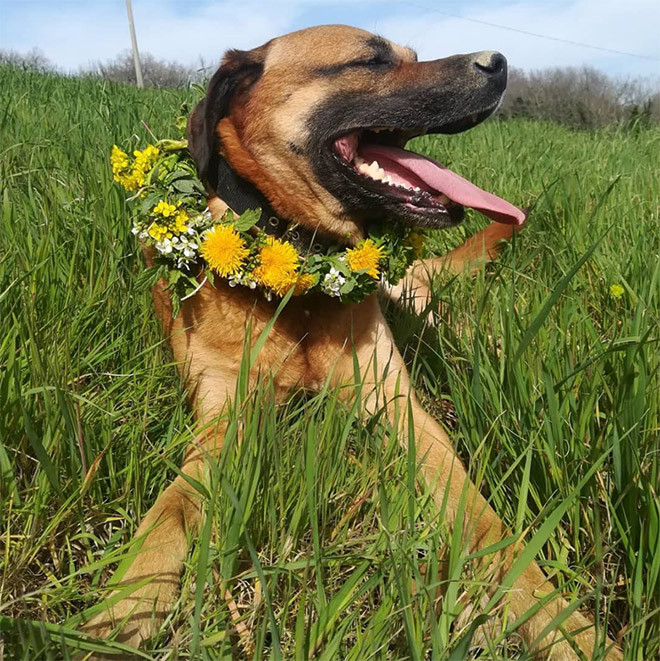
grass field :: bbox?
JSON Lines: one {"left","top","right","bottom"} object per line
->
{"left": 0, "top": 66, "right": 658, "bottom": 660}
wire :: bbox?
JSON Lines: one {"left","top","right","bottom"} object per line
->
{"left": 398, "top": 1, "right": 660, "bottom": 62}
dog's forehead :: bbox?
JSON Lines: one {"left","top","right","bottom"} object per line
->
{"left": 264, "top": 24, "right": 415, "bottom": 68}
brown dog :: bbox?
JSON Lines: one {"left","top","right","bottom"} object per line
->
{"left": 84, "top": 25, "right": 621, "bottom": 660}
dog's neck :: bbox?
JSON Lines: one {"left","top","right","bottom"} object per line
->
{"left": 213, "top": 155, "right": 342, "bottom": 254}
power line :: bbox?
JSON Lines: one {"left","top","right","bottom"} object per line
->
{"left": 399, "top": 1, "right": 660, "bottom": 62}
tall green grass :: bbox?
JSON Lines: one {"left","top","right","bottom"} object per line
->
{"left": 0, "top": 66, "right": 658, "bottom": 659}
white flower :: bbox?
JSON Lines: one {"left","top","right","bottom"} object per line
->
{"left": 228, "top": 271, "right": 258, "bottom": 291}
{"left": 156, "top": 239, "right": 173, "bottom": 254}
{"left": 321, "top": 270, "right": 344, "bottom": 297}
{"left": 183, "top": 247, "right": 195, "bottom": 258}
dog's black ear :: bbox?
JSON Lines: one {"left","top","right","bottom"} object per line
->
{"left": 187, "top": 48, "right": 265, "bottom": 187}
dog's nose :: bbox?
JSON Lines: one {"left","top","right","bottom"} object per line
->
{"left": 472, "top": 51, "right": 507, "bottom": 78}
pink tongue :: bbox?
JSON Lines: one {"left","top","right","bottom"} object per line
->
{"left": 359, "top": 144, "right": 526, "bottom": 225}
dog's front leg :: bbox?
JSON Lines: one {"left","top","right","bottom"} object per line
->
{"left": 334, "top": 312, "right": 620, "bottom": 660}
{"left": 82, "top": 416, "right": 229, "bottom": 654}
{"left": 384, "top": 221, "right": 521, "bottom": 315}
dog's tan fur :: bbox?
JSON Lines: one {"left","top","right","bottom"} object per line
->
{"left": 84, "top": 25, "right": 621, "bottom": 659}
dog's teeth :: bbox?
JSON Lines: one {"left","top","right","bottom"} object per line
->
{"left": 356, "top": 158, "right": 395, "bottom": 184}
{"left": 413, "top": 186, "right": 420, "bottom": 192}
{"left": 367, "top": 161, "right": 380, "bottom": 177}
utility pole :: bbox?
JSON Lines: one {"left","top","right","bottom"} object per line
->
{"left": 125, "top": 0, "right": 144, "bottom": 88}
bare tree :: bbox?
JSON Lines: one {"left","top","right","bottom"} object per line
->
{"left": 0, "top": 48, "right": 56, "bottom": 73}
{"left": 83, "top": 51, "right": 196, "bottom": 88}
{"left": 500, "top": 66, "right": 658, "bottom": 128}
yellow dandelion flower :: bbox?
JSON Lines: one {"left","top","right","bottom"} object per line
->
{"left": 253, "top": 237, "right": 301, "bottom": 295}
{"left": 345, "top": 239, "right": 384, "bottom": 279}
{"left": 610, "top": 284, "right": 624, "bottom": 299}
{"left": 200, "top": 224, "right": 249, "bottom": 277}
{"left": 293, "top": 273, "right": 317, "bottom": 295}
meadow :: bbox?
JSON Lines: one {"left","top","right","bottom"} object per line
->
{"left": 0, "top": 66, "right": 658, "bottom": 659}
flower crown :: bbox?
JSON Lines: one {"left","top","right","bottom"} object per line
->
{"left": 111, "top": 137, "right": 426, "bottom": 316}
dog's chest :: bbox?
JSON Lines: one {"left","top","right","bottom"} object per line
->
{"left": 173, "top": 283, "right": 381, "bottom": 392}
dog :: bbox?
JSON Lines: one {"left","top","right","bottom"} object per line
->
{"left": 84, "top": 25, "right": 622, "bottom": 660}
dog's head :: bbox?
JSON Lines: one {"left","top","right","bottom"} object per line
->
{"left": 188, "top": 25, "right": 522, "bottom": 242}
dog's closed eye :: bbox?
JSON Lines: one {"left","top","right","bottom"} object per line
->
{"left": 349, "top": 55, "right": 394, "bottom": 69}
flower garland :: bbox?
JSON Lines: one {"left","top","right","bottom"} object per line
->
{"left": 111, "top": 137, "right": 426, "bottom": 316}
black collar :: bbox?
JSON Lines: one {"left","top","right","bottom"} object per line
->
{"left": 213, "top": 155, "right": 338, "bottom": 254}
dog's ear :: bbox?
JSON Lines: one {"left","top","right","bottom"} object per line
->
{"left": 187, "top": 47, "right": 265, "bottom": 186}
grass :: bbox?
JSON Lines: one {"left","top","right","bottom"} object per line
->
{"left": 0, "top": 65, "right": 658, "bottom": 659}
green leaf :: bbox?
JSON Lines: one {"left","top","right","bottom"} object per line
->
{"left": 233, "top": 208, "right": 261, "bottom": 232}
{"left": 171, "top": 293, "right": 181, "bottom": 318}
{"left": 139, "top": 191, "right": 160, "bottom": 214}
{"left": 340, "top": 278, "right": 355, "bottom": 294}
{"left": 167, "top": 269, "right": 182, "bottom": 285}
{"left": 164, "top": 169, "right": 188, "bottom": 183}
{"left": 171, "top": 178, "right": 197, "bottom": 193}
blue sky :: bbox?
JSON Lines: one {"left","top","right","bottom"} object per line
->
{"left": 1, "top": 0, "right": 659, "bottom": 82}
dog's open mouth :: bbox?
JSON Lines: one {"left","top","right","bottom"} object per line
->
{"left": 332, "top": 126, "right": 526, "bottom": 227}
